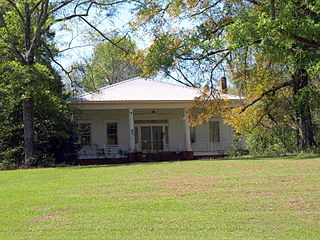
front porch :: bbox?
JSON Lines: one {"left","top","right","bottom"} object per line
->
{"left": 75, "top": 107, "right": 245, "bottom": 163}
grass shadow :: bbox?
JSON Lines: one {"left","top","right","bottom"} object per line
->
{"left": 68, "top": 154, "right": 320, "bottom": 170}
{"left": 217, "top": 154, "right": 320, "bottom": 161}
{"left": 7, "top": 154, "right": 318, "bottom": 172}
{"left": 69, "top": 160, "right": 180, "bottom": 170}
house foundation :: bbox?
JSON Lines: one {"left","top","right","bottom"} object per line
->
{"left": 74, "top": 151, "right": 229, "bottom": 165}
{"left": 127, "top": 152, "right": 142, "bottom": 162}
{"left": 180, "top": 151, "right": 194, "bottom": 160}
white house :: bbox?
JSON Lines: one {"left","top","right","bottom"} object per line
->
{"left": 69, "top": 77, "right": 245, "bottom": 164}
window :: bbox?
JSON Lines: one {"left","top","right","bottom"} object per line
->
{"left": 209, "top": 121, "right": 220, "bottom": 142}
{"left": 79, "top": 123, "right": 92, "bottom": 146}
{"left": 106, "top": 122, "right": 118, "bottom": 145}
{"left": 190, "top": 127, "right": 196, "bottom": 143}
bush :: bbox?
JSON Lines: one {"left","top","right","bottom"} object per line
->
{"left": 228, "top": 148, "right": 249, "bottom": 157}
{"left": 246, "top": 125, "right": 298, "bottom": 156}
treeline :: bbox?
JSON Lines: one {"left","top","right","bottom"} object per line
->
{"left": 1, "top": 0, "right": 320, "bottom": 169}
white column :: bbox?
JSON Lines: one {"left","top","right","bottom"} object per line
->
{"left": 128, "top": 108, "right": 135, "bottom": 152}
{"left": 184, "top": 109, "right": 192, "bottom": 151}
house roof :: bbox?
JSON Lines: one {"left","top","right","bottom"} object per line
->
{"left": 69, "top": 77, "right": 241, "bottom": 102}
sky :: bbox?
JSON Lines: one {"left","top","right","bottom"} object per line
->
{"left": 52, "top": 3, "right": 225, "bottom": 88}
{"left": 54, "top": 5, "right": 152, "bottom": 71}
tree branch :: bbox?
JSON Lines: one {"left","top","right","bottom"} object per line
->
{"left": 244, "top": 0, "right": 264, "bottom": 6}
{"left": 30, "top": 0, "right": 43, "bottom": 14}
{"left": 43, "top": 42, "right": 78, "bottom": 89}
{"left": 59, "top": 44, "right": 93, "bottom": 53}
{"left": 179, "top": 48, "right": 229, "bottom": 61}
{"left": 79, "top": 16, "right": 130, "bottom": 54}
{"left": 190, "top": 0, "right": 223, "bottom": 18}
{"left": 240, "top": 80, "right": 293, "bottom": 113}
{"left": 176, "top": 67, "right": 196, "bottom": 87}
{"left": 5, "top": 0, "right": 25, "bottom": 23}
{"left": 26, "top": 0, "right": 49, "bottom": 62}
{"left": 291, "top": 35, "right": 320, "bottom": 49}
{"left": 0, "top": 12, "right": 26, "bottom": 63}
{"left": 50, "top": 0, "right": 74, "bottom": 14}
{"left": 54, "top": 0, "right": 127, "bottom": 22}
{"left": 166, "top": 72, "right": 195, "bottom": 87}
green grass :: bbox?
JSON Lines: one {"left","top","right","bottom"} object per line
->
{"left": 1, "top": 156, "right": 320, "bottom": 239}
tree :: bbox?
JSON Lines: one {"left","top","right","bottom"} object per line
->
{"left": 0, "top": 46, "right": 79, "bottom": 168}
{"left": 132, "top": 0, "right": 320, "bottom": 151}
{"left": 0, "top": 0, "right": 127, "bottom": 164}
{"left": 224, "top": 0, "right": 320, "bottom": 150}
{"left": 70, "top": 35, "right": 142, "bottom": 92}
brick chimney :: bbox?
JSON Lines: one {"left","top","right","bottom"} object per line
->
{"left": 220, "top": 77, "right": 227, "bottom": 93}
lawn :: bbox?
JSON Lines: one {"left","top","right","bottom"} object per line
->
{"left": 0, "top": 156, "right": 320, "bottom": 240}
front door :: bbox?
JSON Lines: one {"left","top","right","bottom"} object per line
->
{"left": 140, "top": 126, "right": 164, "bottom": 151}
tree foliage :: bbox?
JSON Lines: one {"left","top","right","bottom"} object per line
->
{"left": 71, "top": 35, "right": 142, "bottom": 93}
{"left": 0, "top": 51, "right": 79, "bottom": 169}
{"left": 132, "top": 0, "right": 320, "bottom": 151}
{"left": 0, "top": 0, "right": 127, "bottom": 164}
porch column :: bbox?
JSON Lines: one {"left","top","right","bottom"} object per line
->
{"left": 128, "top": 108, "right": 135, "bottom": 152}
{"left": 184, "top": 109, "right": 192, "bottom": 151}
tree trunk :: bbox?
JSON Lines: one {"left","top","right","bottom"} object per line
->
{"left": 23, "top": 97, "right": 36, "bottom": 165}
{"left": 292, "top": 68, "right": 316, "bottom": 150}
{"left": 270, "top": 0, "right": 276, "bottom": 19}
{"left": 21, "top": 3, "right": 36, "bottom": 165}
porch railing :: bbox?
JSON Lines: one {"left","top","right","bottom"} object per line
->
{"left": 192, "top": 142, "right": 234, "bottom": 152}
{"left": 135, "top": 142, "right": 244, "bottom": 153}
{"left": 77, "top": 142, "right": 245, "bottom": 159}
{"left": 77, "top": 145, "right": 127, "bottom": 159}
{"left": 134, "top": 143, "right": 170, "bottom": 152}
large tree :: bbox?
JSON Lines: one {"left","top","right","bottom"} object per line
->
{"left": 132, "top": 0, "right": 320, "bottom": 150}
{"left": 0, "top": 49, "right": 79, "bottom": 168}
{"left": 0, "top": 0, "right": 127, "bottom": 164}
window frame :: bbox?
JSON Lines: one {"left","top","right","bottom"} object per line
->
{"left": 134, "top": 120, "right": 169, "bottom": 152}
{"left": 105, "top": 121, "right": 119, "bottom": 146}
{"left": 190, "top": 126, "right": 196, "bottom": 144}
{"left": 209, "top": 121, "right": 220, "bottom": 143}
{"left": 79, "top": 121, "right": 92, "bottom": 146}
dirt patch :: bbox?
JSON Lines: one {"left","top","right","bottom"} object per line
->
{"left": 245, "top": 190, "right": 276, "bottom": 196}
{"left": 32, "top": 208, "right": 71, "bottom": 222}
{"left": 288, "top": 196, "right": 317, "bottom": 210}
{"left": 85, "top": 187, "right": 113, "bottom": 196}
{"left": 218, "top": 162, "right": 263, "bottom": 170}
{"left": 293, "top": 161, "right": 320, "bottom": 172}
{"left": 85, "top": 173, "right": 216, "bottom": 198}
{"left": 295, "top": 160, "right": 320, "bottom": 166}
{"left": 287, "top": 196, "right": 311, "bottom": 213}
{"left": 268, "top": 177, "right": 300, "bottom": 185}
{"left": 286, "top": 196, "right": 320, "bottom": 224}
{"left": 151, "top": 173, "right": 216, "bottom": 196}
{"left": 109, "top": 192, "right": 174, "bottom": 199}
